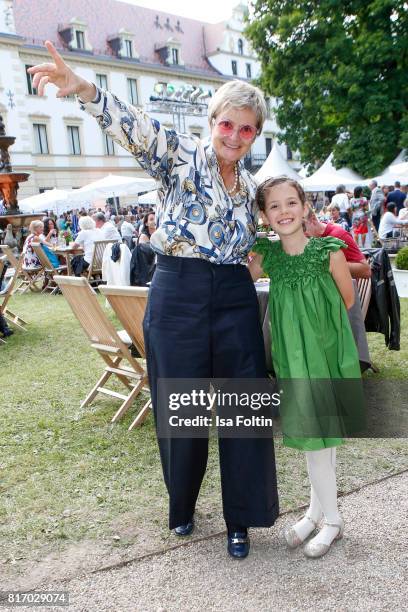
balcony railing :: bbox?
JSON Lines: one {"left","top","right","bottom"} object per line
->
{"left": 244, "top": 154, "right": 266, "bottom": 171}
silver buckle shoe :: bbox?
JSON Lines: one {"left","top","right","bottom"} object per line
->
{"left": 303, "top": 518, "right": 344, "bottom": 559}
{"left": 284, "top": 513, "right": 320, "bottom": 549}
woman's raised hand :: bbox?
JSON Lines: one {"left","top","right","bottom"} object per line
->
{"left": 27, "top": 40, "right": 96, "bottom": 101}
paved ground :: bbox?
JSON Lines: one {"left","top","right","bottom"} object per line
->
{"left": 3, "top": 471, "right": 407, "bottom": 612}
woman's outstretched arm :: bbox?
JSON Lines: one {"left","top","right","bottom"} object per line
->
{"left": 28, "top": 42, "right": 180, "bottom": 184}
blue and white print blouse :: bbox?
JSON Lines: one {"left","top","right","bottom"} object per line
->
{"left": 79, "top": 87, "right": 259, "bottom": 264}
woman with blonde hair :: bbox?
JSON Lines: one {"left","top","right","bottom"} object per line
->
{"left": 22, "top": 220, "right": 59, "bottom": 269}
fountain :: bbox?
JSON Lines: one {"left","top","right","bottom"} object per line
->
{"left": 0, "top": 114, "right": 42, "bottom": 244}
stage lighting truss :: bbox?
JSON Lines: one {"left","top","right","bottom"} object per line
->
{"left": 148, "top": 82, "right": 213, "bottom": 131}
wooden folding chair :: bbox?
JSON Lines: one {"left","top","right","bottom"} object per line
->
{"left": 0, "top": 254, "right": 28, "bottom": 331}
{"left": 55, "top": 276, "right": 148, "bottom": 423}
{"left": 99, "top": 285, "right": 151, "bottom": 430}
{"left": 0, "top": 244, "right": 43, "bottom": 293}
{"left": 0, "top": 256, "right": 8, "bottom": 343}
{"left": 32, "top": 243, "right": 66, "bottom": 294}
{"left": 87, "top": 239, "right": 117, "bottom": 286}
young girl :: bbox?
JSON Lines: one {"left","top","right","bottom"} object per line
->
{"left": 249, "top": 176, "right": 365, "bottom": 559}
{"left": 350, "top": 186, "right": 369, "bottom": 247}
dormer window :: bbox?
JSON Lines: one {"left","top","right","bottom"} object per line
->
{"left": 107, "top": 29, "right": 139, "bottom": 60}
{"left": 155, "top": 37, "right": 184, "bottom": 67}
{"left": 58, "top": 18, "right": 93, "bottom": 53}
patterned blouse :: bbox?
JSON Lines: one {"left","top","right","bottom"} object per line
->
{"left": 78, "top": 87, "right": 258, "bottom": 264}
{"left": 22, "top": 234, "right": 42, "bottom": 269}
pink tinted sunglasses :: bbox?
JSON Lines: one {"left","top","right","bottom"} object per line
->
{"left": 213, "top": 119, "right": 258, "bottom": 141}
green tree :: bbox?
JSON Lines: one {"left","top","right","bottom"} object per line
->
{"left": 246, "top": 0, "right": 408, "bottom": 175}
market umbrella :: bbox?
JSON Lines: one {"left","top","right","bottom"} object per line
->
{"left": 138, "top": 190, "right": 158, "bottom": 205}
{"left": 69, "top": 175, "right": 157, "bottom": 204}
{"left": 18, "top": 189, "right": 74, "bottom": 215}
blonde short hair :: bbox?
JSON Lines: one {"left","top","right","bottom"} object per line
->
{"left": 328, "top": 203, "right": 340, "bottom": 212}
{"left": 208, "top": 80, "right": 267, "bottom": 134}
{"left": 79, "top": 215, "right": 95, "bottom": 231}
{"left": 29, "top": 220, "right": 43, "bottom": 233}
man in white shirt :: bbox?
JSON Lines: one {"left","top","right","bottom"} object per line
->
{"left": 120, "top": 215, "right": 136, "bottom": 249}
{"left": 331, "top": 184, "right": 350, "bottom": 214}
{"left": 378, "top": 203, "right": 408, "bottom": 239}
{"left": 331, "top": 184, "right": 351, "bottom": 229}
{"left": 93, "top": 212, "right": 121, "bottom": 240}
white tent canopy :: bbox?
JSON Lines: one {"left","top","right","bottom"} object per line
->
{"left": 301, "top": 153, "right": 364, "bottom": 191}
{"left": 18, "top": 189, "right": 76, "bottom": 215}
{"left": 364, "top": 150, "right": 408, "bottom": 186}
{"left": 254, "top": 143, "right": 301, "bottom": 183}
{"left": 390, "top": 161, "right": 408, "bottom": 175}
{"left": 138, "top": 190, "right": 158, "bottom": 205}
{"left": 69, "top": 175, "right": 157, "bottom": 204}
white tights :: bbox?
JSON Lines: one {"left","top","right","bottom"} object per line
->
{"left": 293, "top": 447, "right": 342, "bottom": 546}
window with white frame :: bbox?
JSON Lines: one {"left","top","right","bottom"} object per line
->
{"left": 104, "top": 133, "right": 115, "bottom": 156}
{"left": 67, "top": 125, "right": 81, "bottom": 155}
{"left": 75, "top": 30, "right": 85, "bottom": 49}
{"left": 265, "top": 97, "right": 272, "bottom": 119}
{"left": 127, "top": 78, "right": 139, "bottom": 105}
{"left": 246, "top": 63, "right": 252, "bottom": 79}
{"left": 124, "top": 39, "right": 133, "bottom": 57}
{"left": 33, "top": 124, "right": 49, "bottom": 154}
{"left": 25, "top": 65, "right": 38, "bottom": 95}
{"left": 238, "top": 39, "right": 244, "bottom": 55}
{"left": 96, "top": 73, "right": 108, "bottom": 89}
{"left": 172, "top": 47, "right": 179, "bottom": 64}
{"left": 231, "top": 60, "right": 237, "bottom": 76}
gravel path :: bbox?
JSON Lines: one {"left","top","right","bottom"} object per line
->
{"left": 5, "top": 471, "right": 408, "bottom": 612}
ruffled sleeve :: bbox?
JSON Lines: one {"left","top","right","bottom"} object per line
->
{"left": 315, "top": 236, "right": 347, "bottom": 254}
{"left": 252, "top": 237, "right": 272, "bottom": 261}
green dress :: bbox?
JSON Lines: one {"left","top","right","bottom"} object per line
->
{"left": 253, "top": 236, "right": 364, "bottom": 451}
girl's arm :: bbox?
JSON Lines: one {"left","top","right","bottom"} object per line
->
{"left": 329, "top": 250, "right": 355, "bottom": 310}
{"left": 248, "top": 253, "right": 264, "bottom": 282}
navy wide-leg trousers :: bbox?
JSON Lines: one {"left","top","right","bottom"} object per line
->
{"left": 143, "top": 254, "right": 279, "bottom": 529}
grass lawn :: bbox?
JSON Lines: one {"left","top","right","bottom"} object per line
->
{"left": 1, "top": 293, "right": 407, "bottom": 588}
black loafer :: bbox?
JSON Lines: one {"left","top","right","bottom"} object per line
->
{"left": 174, "top": 518, "right": 194, "bottom": 536}
{"left": 227, "top": 531, "right": 250, "bottom": 559}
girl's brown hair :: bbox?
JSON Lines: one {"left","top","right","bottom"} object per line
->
{"left": 255, "top": 176, "right": 307, "bottom": 211}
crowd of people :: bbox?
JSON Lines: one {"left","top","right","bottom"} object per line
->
{"left": 19, "top": 204, "right": 155, "bottom": 274}
{"left": 314, "top": 180, "right": 408, "bottom": 245}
